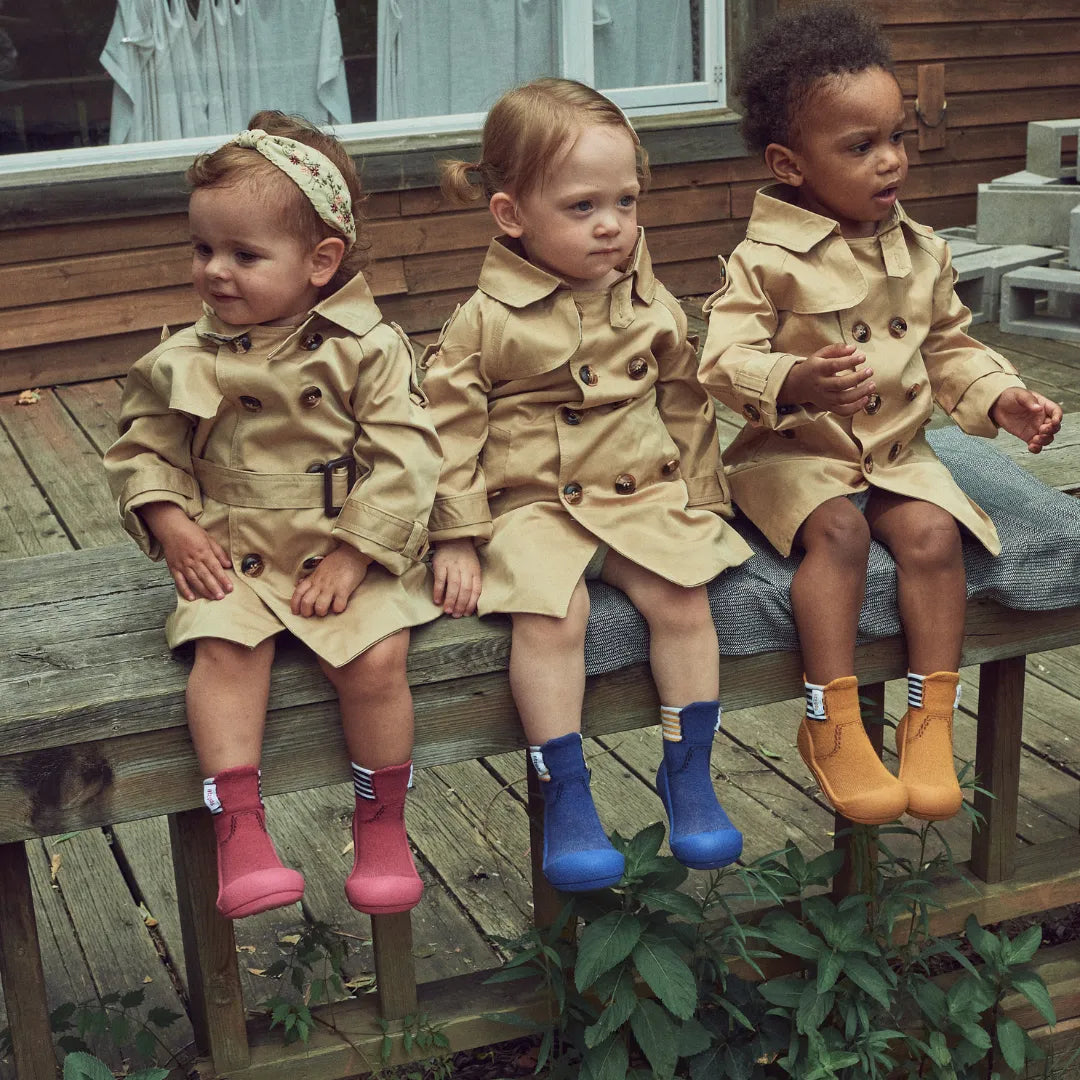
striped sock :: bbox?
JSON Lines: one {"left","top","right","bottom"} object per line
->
{"left": 805, "top": 681, "right": 827, "bottom": 721}
{"left": 661, "top": 705, "right": 682, "bottom": 742}
{"left": 907, "top": 672, "right": 926, "bottom": 708}
{"left": 351, "top": 762, "right": 417, "bottom": 799}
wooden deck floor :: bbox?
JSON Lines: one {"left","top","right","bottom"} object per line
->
{"left": 1, "top": 319, "right": 1079, "bottom": 1074}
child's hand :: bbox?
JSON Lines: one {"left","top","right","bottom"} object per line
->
{"left": 432, "top": 539, "right": 482, "bottom": 617}
{"left": 781, "top": 343, "right": 876, "bottom": 416}
{"left": 991, "top": 388, "right": 1063, "bottom": 453}
{"left": 141, "top": 502, "right": 233, "bottom": 602}
{"left": 291, "top": 543, "right": 372, "bottom": 617}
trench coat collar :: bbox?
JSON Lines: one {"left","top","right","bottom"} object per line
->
{"left": 747, "top": 183, "right": 922, "bottom": 281}
{"left": 194, "top": 271, "right": 384, "bottom": 345}
{"left": 477, "top": 229, "right": 657, "bottom": 312}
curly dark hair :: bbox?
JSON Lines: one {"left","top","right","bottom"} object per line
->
{"left": 735, "top": 2, "right": 895, "bottom": 153}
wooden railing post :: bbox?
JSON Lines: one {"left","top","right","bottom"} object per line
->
{"left": 526, "top": 751, "right": 563, "bottom": 928}
{"left": 372, "top": 912, "right": 417, "bottom": 1020}
{"left": 971, "top": 656, "right": 1026, "bottom": 884}
{"left": 0, "top": 841, "right": 55, "bottom": 1080}
{"left": 832, "top": 681, "right": 885, "bottom": 900}
{"left": 169, "top": 809, "right": 250, "bottom": 1073}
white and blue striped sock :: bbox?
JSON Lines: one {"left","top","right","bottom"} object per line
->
{"left": 351, "top": 762, "right": 375, "bottom": 801}
{"left": 907, "top": 672, "right": 926, "bottom": 709}
{"left": 805, "top": 681, "right": 827, "bottom": 721}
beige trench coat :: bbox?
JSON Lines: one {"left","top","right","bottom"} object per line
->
{"left": 420, "top": 231, "right": 753, "bottom": 617}
{"left": 104, "top": 272, "right": 443, "bottom": 667}
{"left": 699, "top": 185, "right": 1025, "bottom": 557}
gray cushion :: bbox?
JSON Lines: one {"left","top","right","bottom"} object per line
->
{"left": 583, "top": 428, "right": 1080, "bottom": 676}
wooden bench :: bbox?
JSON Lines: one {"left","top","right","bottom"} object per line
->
{"left": 3, "top": 537, "right": 1080, "bottom": 1079}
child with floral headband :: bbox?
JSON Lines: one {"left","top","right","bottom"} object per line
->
{"left": 421, "top": 78, "right": 754, "bottom": 893}
{"left": 699, "top": 3, "right": 1061, "bottom": 826}
{"left": 105, "top": 111, "right": 442, "bottom": 920}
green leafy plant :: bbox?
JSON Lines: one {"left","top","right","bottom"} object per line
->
{"left": 487, "top": 815, "right": 1061, "bottom": 1080}
{"left": 61, "top": 1049, "right": 169, "bottom": 1080}
{"left": 375, "top": 1011, "right": 453, "bottom": 1078}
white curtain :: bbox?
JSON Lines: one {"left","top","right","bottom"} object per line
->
{"left": 376, "top": 0, "right": 694, "bottom": 121}
{"left": 101, "top": 0, "right": 352, "bottom": 144}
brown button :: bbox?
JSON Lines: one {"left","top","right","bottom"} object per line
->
{"left": 614, "top": 473, "right": 637, "bottom": 495}
{"left": 562, "top": 408, "right": 582, "bottom": 425}
{"left": 851, "top": 321, "right": 871, "bottom": 343}
{"left": 579, "top": 365, "right": 598, "bottom": 387}
{"left": 743, "top": 404, "right": 761, "bottom": 422}
{"left": 300, "top": 386, "right": 322, "bottom": 408}
{"left": 661, "top": 459, "right": 679, "bottom": 476}
{"left": 239, "top": 395, "right": 262, "bottom": 412}
{"left": 562, "top": 482, "right": 583, "bottom": 505}
{"left": 863, "top": 454, "right": 874, "bottom": 474}
{"left": 906, "top": 382, "right": 922, "bottom": 401}
{"left": 778, "top": 429, "right": 796, "bottom": 439}
{"left": 301, "top": 555, "right": 324, "bottom": 572}
{"left": 301, "top": 333, "right": 323, "bottom": 351}
{"left": 889, "top": 316, "right": 908, "bottom": 338}
{"left": 888, "top": 442, "right": 902, "bottom": 462}
{"left": 718, "top": 262, "right": 727, "bottom": 285}
{"left": 627, "top": 356, "right": 649, "bottom": 380}
{"left": 240, "top": 553, "right": 264, "bottom": 577}
{"left": 229, "top": 334, "right": 251, "bottom": 354}
{"left": 864, "top": 393, "right": 881, "bottom": 415}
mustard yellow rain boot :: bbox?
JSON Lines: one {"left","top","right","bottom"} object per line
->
{"left": 896, "top": 671, "right": 964, "bottom": 821}
{"left": 797, "top": 675, "right": 908, "bottom": 825}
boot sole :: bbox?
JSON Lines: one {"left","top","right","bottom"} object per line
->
{"left": 218, "top": 887, "right": 304, "bottom": 920}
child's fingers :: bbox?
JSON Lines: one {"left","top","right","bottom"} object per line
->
{"left": 441, "top": 570, "right": 463, "bottom": 616}
{"left": 464, "top": 574, "right": 482, "bottom": 616}
{"left": 208, "top": 536, "right": 233, "bottom": 570}
{"left": 172, "top": 570, "right": 198, "bottom": 602}
{"left": 432, "top": 562, "right": 447, "bottom": 604}
{"left": 812, "top": 342, "right": 860, "bottom": 361}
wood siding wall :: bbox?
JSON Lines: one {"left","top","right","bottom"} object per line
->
{"left": 1, "top": 0, "right": 1078, "bottom": 393}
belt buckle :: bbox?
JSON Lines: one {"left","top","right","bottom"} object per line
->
{"left": 307, "top": 454, "right": 356, "bottom": 517}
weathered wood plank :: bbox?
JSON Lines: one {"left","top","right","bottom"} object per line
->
{"left": 897, "top": 54, "right": 1080, "bottom": 95}
{"left": 0, "top": 215, "right": 190, "bottom": 267}
{"left": 0, "top": 421, "right": 72, "bottom": 559}
{"left": 888, "top": 18, "right": 1080, "bottom": 61}
{"left": 0, "top": 391, "right": 125, "bottom": 549}
{"left": 55, "top": 378, "right": 125, "bottom": 457}
{"left": 870, "top": 0, "right": 1080, "bottom": 23}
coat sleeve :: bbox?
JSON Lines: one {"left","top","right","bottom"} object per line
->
{"left": 417, "top": 298, "right": 496, "bottom": 545}
{"left": 103, "top": 347, "right": 207, "bottom": 560}
{"left": 651, "top": 290, "right": 730, "bottom": 514}
{"left": 333, "top": 323, "right": 443, "bottom": 575}
{"left": 698, "top": 246, "right": 824, "bottom": 431}
{"left": 920, "top": 243, "right": 1024, "bottom": 438}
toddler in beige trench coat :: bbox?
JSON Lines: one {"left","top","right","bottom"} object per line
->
{"left": 104, "top": 113, "right": 443, "bottom": 920}
{"left": 699, "top": 3, "right": 1062, "bottom": 826}
{"left": 421, "top": 79, "right": 754, "bottom": 893}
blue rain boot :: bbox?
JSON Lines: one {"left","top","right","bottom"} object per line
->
{"left": 532, "top": 733, "right": 625, "bottom": 892}
{"left": 656, "top": 701, "right": 743, "bottom": 869}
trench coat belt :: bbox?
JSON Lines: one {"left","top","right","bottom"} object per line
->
{"left": 193, "top": 457, "right": 353, "bottom": 509}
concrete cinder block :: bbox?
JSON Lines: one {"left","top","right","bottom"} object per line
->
{"left": 952, "top": 245, "right": 1059, "bottom": 323}
{"left": 1000, "top": 265, "right": 1080, "bottom": 343}
{"left": 935, "top": 226, "right": 997, "bottom": 262}
{"left": 976, "top": 182, "right": 1080, "bottom": 247}
{"left": 991, "top": 169, "right": 1063, "bottom": 186}
{"left": 1071, "top": 204, "right": 1080, "bottom": 270}
{"left": 1026, "top": 118, "right": 1080, "bottom": 180}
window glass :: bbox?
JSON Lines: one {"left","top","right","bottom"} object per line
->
{"left": 0, "top": 0, "right": 722, "bottom": 159}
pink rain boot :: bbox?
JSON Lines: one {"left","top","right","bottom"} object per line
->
{"left": 205, "top": 765, "right": 305, "bottom": 919}
{"left": 345, "top": 761, "right": 424, "bottom": 915}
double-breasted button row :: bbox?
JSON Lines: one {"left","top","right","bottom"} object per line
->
{"left": 850, "top": 317, "right": 907, "bottom": 344}
{"left": 241, "top": 553, "right": 264, "bottom": 577}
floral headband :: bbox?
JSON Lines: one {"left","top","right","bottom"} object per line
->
{"left": 232, "top": 129, "right": 356, "bottom": 247}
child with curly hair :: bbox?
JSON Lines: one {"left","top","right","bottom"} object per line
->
{"left": 700, "top": 3, "right": 1061, "bottom": 825}
{"left": 105, "top": 111, "right": 442, "bottom": 919}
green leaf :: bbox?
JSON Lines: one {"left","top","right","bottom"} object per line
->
{"left": 1004, "top": 925, "right": 1042, "bottom": 966}
{"left": 754, "top": 911, "right": 823, "bottom": 961}
{"left": 134, "top": 1028, "right": 156, "bottom": 1060}
{"left": 625, "top": 822, "right": 666, "bottom": 864}
{"left": 110, "top": 1014, "right": 132, "bottom": 1046}
{"left": 631, "top": 936, "right": 697, "bottom": 1020}
{"left": 119, "top": 988, "right": 146, "bottom": 1009}
{"left": 996, "top": 1016, "right": 1026, "bottom": 1071}
{"left": 575, "top": 911, "right": 644, "bottom": 991}
{"left": 127, "top": 1071, "right": 170, "bottom": 1080}
{"left": 816, "top": 949, "right": 843, "bottom": 994}
{"left": 146, "top": 1005, "right": 183, "bottom": 1029}
{"left": 63, "top": 1052, "right": 115, "bottom": 1080}
{"left": 1007, "top": 969, "right": 1056, "bottom": 1027}
{"left": 57, "top": 1036, "right": 90, "bottom": 1055}
{"left": 675, "top": 1017, "right": 712, "bottom": 1058}
{"left": 636, "top": 888, "right": 705, "bottom": 922}
{"left": 629, "top": 998, "right": 678, "bottom": 1080}
{"left": 965, "top": 915, "right": 1001, "bottom": 966}
{"left": 689, "top": 1045, "right": 727, "bottom": 1080}
{"left": 585, "top": 966, "right": 638, "bottom": 1048}
{"left": 582, "top": 1033, "right": 630, "bottom": 1080}
{"left": 841, "top": 955, "right": 893, "bottom": 1009}
{"left": 757, "top": 975, "right": 806, "bottom": 1008}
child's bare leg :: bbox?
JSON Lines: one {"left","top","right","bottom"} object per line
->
{"left": 186, "top": 636, "right": 275, "bottom": 774}
{"left": 600, "top": 553, "right": 741, "bottom": 867}
{"left": 320, "top": 629, "right": 422, "bottom": 914}
{"left": 792, "top": 499, "right": 907, "bottom": 824}
{"left": 509, "top": 577, "right": 590, "bottom": 744}
{"left": 510, "top": 577, "right": 623, "bottom": 891}
{"left": 791, "top": 498, "right": 870, "bottom": 684}
{"left": 600, "top": 550, "right": 719, "bottom": 704}
{"left": 186, "top": 636, "right": 303, "bottom": 918}
{"left": 867, "top": 492, "right": 966, "bottom": 820}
